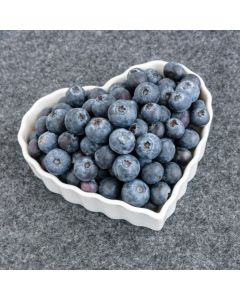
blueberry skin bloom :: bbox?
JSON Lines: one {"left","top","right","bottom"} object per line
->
{"left": 52, "top": 102, "right": 72, "bottom": 112}
{"left": 176, "top": 80, "right": 200, "bottom": 103}
{"left": 141, "top": 162, "right": 164, "bottom": 185}
{"left": 133, "top": 82, "right": 160, "bottom": 105}
{"left": 150, "top": 182, "right": 171, "bottom": 206}
{"left": 163, "top": 162, "right": 182, "bottom": 185}
{"left": 65, "top": 86, "right": 85, "bottom": 107}
{"left": 163, "top": 62, "right": 185, "bottom": 81}
{"left": 80, "top": 136, "right": 101, "bottom": 156}
{"left": 108, "top": 100, "right": 137, "bottom": 128}
{"left": 158, "top": 80, "right": 175, "bottom": 106}
{"left": 74, "top": 156, "right": 98, "bottom": 181}
{"left": 127, "top": 68, "right": 148, "bottom": 91}
{"left": 138, "top": 157, "right": 152, "bottom": 168}
{"left": 177, "top": 128, "right": 200, "bottom": 149}
{"left": 129, "top": 119, "right": 148, "bottom": 138}
{"left": 35, "top": 116, "right": 47, "bottom": 135}
{"left": 60, "top": 168, "right": 80, "bottom": 186}
{"left": 140, "top": 103, "right": 161, "bottom": 124}
{"left": 65, "top": 108, "right": 90, "bottom": 135}
{"left": 191, "top": 107, "right": 210, "bottom": 127}
{"left": 145, "top": 68, "right": 162, "bottom": 84}
{"left": 135, "top": 133, "right": 162, "bottom": 159}
{"left": 38, "top": 131, "right": 58, "bottom": 153}
{"left": 156, "top": 138, "right": 176, "bottom": 163}
{"left": 44, "top": 149, "right": 71, "bottom": 176}
{"left": 28, "top": 139, "right": 42, "bottom": 158}
{"left": 99, "top": 177, "right": 122, "bottom": 199}
{"left": 86, "top": 87, "right": 106, "bottom": 100}
{"left": 109, "top": 128, "right": 135, "bottom": 155}
{"left": 148, "top": 122, "right": 165, "bottom": 138}
{"left": 92, "top": 94, "right": 116, "bottom": 117}
{"left": 110, "top": 87, "right": 131, "bottom": 100}
{"left": 112, "top": 154, "right": 140, "bottom": 182}
{"left": 82, "top": 98, "right": 95, "bottom": 114}
{"left": 158, "top": 78, "right": 176, "bottom": 89}
{"left": 168, "top": 91, "right": 192, "bottom": 112}
{"left": 46, "top": 109, "right": 67, "bottom": 134}
{"left": 58, "top": 131, "right": 79, "bottom": 153}
{"left": 190, "top": 99, "right": 206, "bottom": 111}
{"left": 121, "top": 179, "right": 150, "bottom": 207}
{"left": 80, "top": 180, "right": 98, "bottom": 193}
{"left": 165, "top": 118, "right": 185, "bottom": 139}
{"left": 85, "top": 117, "right": 113, "bottom": 144}
{"left": 94, "top": 145, "right": 116, "bottom": 170}
{"left": 172, "top": 110, "right": 190, "bottom": 128}
{"left": 181, "top": 73, "right": 201, "bottom": 88}
{"left": 174, "top": 147, "right": 192, "bottom": 166}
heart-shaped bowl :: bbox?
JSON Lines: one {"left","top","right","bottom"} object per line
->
{"left": 18, "top": 60, "right": 213, "bottom": 231}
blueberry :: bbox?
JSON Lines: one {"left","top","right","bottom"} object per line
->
{"left": 133, "top": 82, "right": 160, "bottom": 105}
{"left": 146, "top": 68, "right": 162, "bottom": 84}
{"left": 176, "top": 80, "right": 200, "bottom": 102}
{"left": 158, "top": 80, "right": 175, "bottom": 106}
{"left": 94, "top": 145, "right": 116, "bottom": 169}
{"left": 174, "top": 147, "right": 192, "bottom": 166}
{"left": 143, "top": 201, "right": 158, "bottom": 212}
{"left": 80, "top": 136, "right": 101, "bottom": 156}
{"left": 35, "top": 116, "right": 47, "bottom": 135}
{"left": 129, "top": 118, "right": 148, "bottom": 138}
{"left": 74, "top": 156, "right": 98, "bottom": 181}
{"left": 58, "top": 131, "right": 79, "bottom": 153}
{"left": 80, "top": 180, "right": 98, "bottom": 193}
{"left": 110, "top": 87, "right": 131, "bottom": 100}
{"left": 99, "top": 177, "right": 121, "bottom": 199}
{"left": 165, "top": 118, "right": 185, "bottom": 139}
{"left": 158, "top": 78, "right": 176, "bottom": 89}
{"left": 38, "top": 154, "right": 47, "bottom": 170}
{"left": 163, "top": 162, "right": 182, "bottom": 185}
{"left": 121, "top": 179, "right": 150, "bottom": 207}
{"left": 28, "top": 138, "right": 42, "bottom": 158}
{"left": 46, "top": 109, "right": 67, "bottom": 134}
{"left": 66, "top": 86, "right": 85, "bottom": 107}
{"left": 140, "top": 103, "right": 161, "bottom": 124}
{"left": 112, "top": 154, "right": 140, "bottom": 182}
{"left": 96, "top": 168, "right": 110, "bottom": 181}
{"left": 148, "top": 122, "right": 165, "bottom": 138}
{"left": 177, "top": 128, "right": 200, "bottom": 149}
{"left": 82, "top": 98, "right": 95, "bottom": 114}
{"left": 181, "top": 73, "right": 201, "bottom": 87}
{"left": 60, "top": 168, "right": 80, "bottom": 186}
{"left": 58, "top": 96, "right": 67, "bottom": 103}
{"left": 108, "top": 82, "right": 126, "bottom": 92}
{"left": 38, "top": 131, "right": 58, "bottom": 153}
{"left": 92, "top": 94, "right": 115, "bottom": 117}
{"left": 109, "top": 128, "right": 135, "bottom": 155}
{"left": 44, "top": 149, "right": 71, "bottom": 176}
{"left": 38, "top": 106, "right": 52, "bottom": 118}
{"left": 190, "top": 99, "right": 206, "bottom": 111}
{"left": 65, "top": 108, "right": 90, "bottom": 135}
{"left": 108, "top": 100, "right": 137, "bottom": 128}
{"left": 28, "top": 130, "right": 39, "bottom": 142}
{"left": 126, "top": 68, "right": 148, "bottom": 91}
{"left": 191, "top": 107, "right": 210, "bottom": 127}
{"left": 164, "top": 62, "right": 185, "bottom": 81}
{"left": 85, "top": 117, "right": 112, "bottom": 144}
{"left": 156, "top": 105, "right": 171, "bottom": 123}
{"left": 172, "top": 110, "right": 190, "bottom": 128}
{"left": 52, "top": 102, "right": 72, "bottom": 112}
{"left": 156, "top": 138, "right": 176, "bottom": 163}
{"left": 86, "top": 87, "right": 106, "bottom": 100}
{"left": 138, "top": 157, "right": 152, "bottom": 167}
{"left": 150, "top": 182, "right": 171, "bottom": 206}
{"left": 141, "top": 162, "right": 164, "bottom": 185}
{"left": 168, "top": 91, "right": 192, "bottom": 112}
{"left": 135, "top": 133, "right": 162, "bottom": 159}
{"left": 72, "top": 150, "right": 84, "bottom": 164}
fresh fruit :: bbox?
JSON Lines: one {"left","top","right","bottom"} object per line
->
{"left": 109, "top": 128, "right": 135, "bottom": 155}
{"left": 46, "top": 109, "right": 67, "bottom": 134}
{"left": 80, "top": 136, "right": 101, "bottom": 156}
{"left": 135, "top": 133, "right": 162, "bottom": 159}
{"left": 92, "top": 94, "right": 115, "bottom": 117}
{"left": 86, "top": 87, "right": 106, "bottom": 100}
{"left": 35, "top": 116, "right": 47, "bottom": 135}
{"left": 156, "top": 138, "right": 176, "bottom": 163}
{"left": 112, "top": 154, "right": 140, "bottom": 182}
{"left": 191, "top": 107, "right": 210, "bottom": 127}
{"left": 28, "top": 138, "right": 42, "bottom": 158}
{"left": 65, "top": 108, "right": 90, "bottom": 135}
{"left": 127, "top": 68, "right": 148, "bottom": 91}
{"left": 60, "top": 168, "right": 80, "bottom": 186}
{"left": 108, "top": 100, "right": 137, "bottom": 128}
{"left": 168, "top": 91, "right": 192, "bottom": 112}
{"left": 38, "top": 131, "right": 58, "bottom": 153}
{"left": 176, "top": 80, "right": 200, "bottom": 102}
{"left": 52, "top": 102, "right": 72, "bottom": 112}
{"left": 141, "top": 162, "right": 164, "bottom": 185}
{"left": 129, "top": 119, "right": 148, "bottom": 137}
{"left": 85, "top": 117, "right": 112, "bottom": 144}
{"left": 110, "top": 87, "right": 131, "bottom": 100}
{"left": 38, "top": 107, "right": 52, "bottom": 118}
{"left": 74, "top": 156, "right": 98, "bottom": 181}
{"left": 44, "top": 149, "right": 71, "bottom": 176}
{"left": 148, "top": 121, "right": 165, "bottom": 138}
{"left": 145, "top": 68, "right": 162, "bottom": 84}
{"left": 66, "top": 86, "right": 85, "bottom": 107}
{"left": 133, "top": 82, "right": 160, "bottom": 105}
{"left": 94, "top": 145, "right": 116, "bottom": 170}
{"left": 163, "top": 162, "right": 182, "bottom": 185}
{"left": 150, "top": 182, "right": 171, "bottom": 206}
{"left": 58, "top": 131, "right": 79, "bottom": 153}
{"left": 177, "top": 128, "right": 200, "bottom": 149}
{"left": 99, "top": 177, "right": 121, "bottom": 199}
{"left": 80, "top": 180, "right": 98, "bottom": 193}
{"left": 172, "top": 110, "right": 190, "bottom": 128}
{"left": 181, "top": 73, "right": 200, "bottom": 87}
{"left": 173, "top": 147, "right": 192, "bottom": 166}
{"left": 164, "top": 62, "right": 185, "bottom": 81}
{"left": 121, "top": 179, "right": 150, "bottom": 207}
{"left": 165, "top": 118, "right": 185, "bottom": 139}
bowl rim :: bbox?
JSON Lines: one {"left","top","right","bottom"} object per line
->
{"left": 18, "top": 60, "right": 213, "bottom": 222}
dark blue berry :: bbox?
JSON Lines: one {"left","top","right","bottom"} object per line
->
{"left": 191, "top": 107, "right": 210, "bottom": 127}
{"left": 46, "top": 109, "right": 67, "bottom": 134}
{"left": 146, "top": 68, "right": 162, "bottom": 84}
{"left": 109, "top": 128, "right": 135, "bottom": 155}
{"left": 174, "top": 147, "right": 192, "bottom": 166}
{"left": 126, "top": 68, "right": 148, "bottom": 91}
{"left": 74, "top": 156, "right": 98, "bottom": 181}
{"left": 52, "top": 102, "right": 72, "bottom": 112}
{"left": 133, "top": 82, "right": 160, "bottom": 105}
{"left": 94, "top": 145, "right": 116, "bottom": 170}
{"left": 80, "top": 180, "right": 98, "bottom": 193}
{"left": 86, "top": 87, "right": 106, "bottom": 100}
{"left": 176, "top": 80, "right": 200, "bottom": 102}
{"left": 60, "top": 168, "right": 80, "bottom": 186}
{"left": 172, "top": 110, "right": 190, "bottom": 128}
{"left": 190, "top": 99, "right": 206, "bottom": 111}
{"left": 141, "top": 162, "right": 164, "bottom": 185}
{"left": 28, "top": 138, "right": 42, "bottom": 158}
{"left": 38, "top": 107, "right": 52, "bottom": 118}
{"left": 108, "top": 100, "right": 137, "bottom": 128}
{"left": 44, "top": 149, "right": 71, "bottom": 176}
{"left": 82, "top": 98, "right": 95, "bottom": 114}
{"left": 165, "top": 118, "right": 185, "bottom": 139}
{"left": 163, "top": 162, "right": 182, "bottom": 185}
{"left": 92, "top": 94, "right": 115, "bottom": 117}
{"left": 99, "top": 177, "right": 121, "bottom": 199}
{"left": 129, "top": 118, "right": 148, "bottom": 137}
{"left": 177, "top": 128, "right": 200, "bottom": 149}
{"left": 148, "top": 122, "right": 165, "bottom": 138}
{"left": 135, "top": 133, "right": 162, "bottom": 159}
{"left": 168, "top": 91, "right": 192, "bottom": 112}
{"left": 66, "top": 86, "right": 85, "bottom": 107}
{"left": 156, "top": 138, "right": 176, "bottom": 163}
{"left": 58, "top": 131, "right": 79, "bottom": 153}
{"left": 150, "top": 182, "right": 171, "bottom": 206}
{"left": 80, "top": 136, "right": 101, "bottom": 156}
{"left": 38, "top": 131, "right": 58, "bottom": 153}
{"left": 112, "top": 154, "right": 140, "bottom": 182}
{"left": 65, "top": 108, "right": 90, "bottom": 135}
{"left": 85, "top": 117, "right": 112, "bottom": 144}
{"left": 181, "top": 73, "right": 200, "bottom": 87}
{"left": 35, "top": 116, "right": 47, "bottom": 135}
{"left": 164, "top": 62, "right": 185, "bottom": 81}
{"left": 110, "top": 87, "right": 131, "bottom": 100}
{"left": 121, "top": 179, "right": 150, "bottom": 207}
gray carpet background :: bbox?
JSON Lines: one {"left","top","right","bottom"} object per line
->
{"left": 0, "top": 31, "right": 239, "bottom": 269}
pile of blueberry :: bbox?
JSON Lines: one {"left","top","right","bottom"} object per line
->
{"left": 27, "top": 62, "right": 210, "bottom": 211}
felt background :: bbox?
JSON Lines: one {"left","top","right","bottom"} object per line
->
{"left": 0, "top": 31, "right": 239, "bottom": 269}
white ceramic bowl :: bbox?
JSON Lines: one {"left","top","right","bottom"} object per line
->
{"left": 18, "top": 60, "right": 213, "bottom": 231}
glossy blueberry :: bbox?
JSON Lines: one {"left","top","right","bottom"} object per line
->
{"left": 108, "top": 100, "right": 137, "bottom": 128}
{"left": 141, "top": 162, "right": 164, "bottom": 185}
{"left": 121, "top": 179, "right": 150, "bottom": 207}
{"left": 28, "top": 139, "right": 42, "bottom": 158}
{"left": 158, "top": 78, "right": 176, "bottom": 89}
{"left": 177, "top": 128, "right": 200, "bottom": 149}
{"left": 96, "top": 168, "right": 110, "bottom": 181}
{"left": 164, "top": 62, "right": 185, "bottom": 81}
{"left": 148, "top": 122, "right": 165, "bottom": 138}
{"left": 92, "top": 94, "right": 115, "bottom": 117}
{"left": 146, "top": 68, "right": 162, "bottom": 84}
{"left": 181, "top": 73, "right": 200, "bottom": 87}
{"left": 38, "top": 131, "right": 58, "bottom": 153}
{"left": 168, "top": 91, "right": 192, "bottom": 112}
{"left": 172, "top": 110, "right": 190, "bottom": 128}
{"left": 176, "top": 80, "right": 200, "bottom": 102}
{"left": 46, "top": 109, "right": 67, "bottom": 134}
{"left": 80, "top": 180, "right": 98, "bottom": 193}
{"left": 44, "top": 149, "right": 71, "bottom": 176}
{"left": 86, "top": 87, "right": 106, "bottom": 100}
{"left": 35, "top": 116, "right": 47, "bottom": 135}
{"left": 174, "top": 147, "right": 192, "bottom": 166}
{"left": 129, "top": 118, "right": 148, "bottom": 138}
{"left": 82, "top": 98, "right": 95, "bottom": 114}
{"left": 140, "top": 103, "right": 161, "bottom": 124}
{"left": 58, "top": 131, "right": 79, "bottom": 153}
{"left": 72, "top": 150, "right": 84, "bottom": 164}
{"left": 110, "top": 87, "right": 131, "bottom": 100}
{"left": 133, "top": 82, "right": 160, "bottom": 105}
{"left": 150, "top": 182, "right": 171, "bottom": 206}
{"left": 163, "top": 162, "right": 182, "bottom": 185}
{"left": 38, "top": 106, "right": 52, "bottom": 118}
{"left": 109, "top": 128, "right": 135, "bottom": 155}
{"left": 74, "top": 156, "right": 98, "bottom": 181}
{"left": 94, "top": 145, "right": 116, "bottom": 170}
{"left": 64, "top": 108, "right": 90, "bottom": 135}
{"left": 138, "top": 157, "right": 152, "bottom": 168}
{"left": 99, "top": 177, "right": 122, "bottom": 199}
{"left": 28, "top": 130, "right": 39, "bottom": 142}
{"left": 80, "top": 136, "right": 101, "bottom": 156}
{"left": 52, "top": 102, "right": 72, "bottom": 112}
{"left": 135, "top": 133, "right": 162, "bottom": 159}
{"left": 60, "top": 168, "right": 80, "bottom": 186}
{"left": 156, "top": 138, "right": 176, "bottom": 163}
{"left": 165, "top": 118, "right": 185, "bottom": 139}
{"left": 126, "top": 68, "right": 148, "bottom": 91}
{"left": 112, "top": 154, "right": 140, "bottom": 182}
{"left": 190, "top": 99, "right": 206, "bottom": 111}
{"left": 65, "top": 86, "right": 85, "bottom": 107}
{"left": 85, "top": 117, "right": 112, "bottom": 144}
{"left": 191, "top": 107, "right": 210, "bottom": 127}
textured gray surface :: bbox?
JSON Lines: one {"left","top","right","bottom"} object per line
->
{"left": 0, "top": 31, "right": 240, "bottom": 269}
